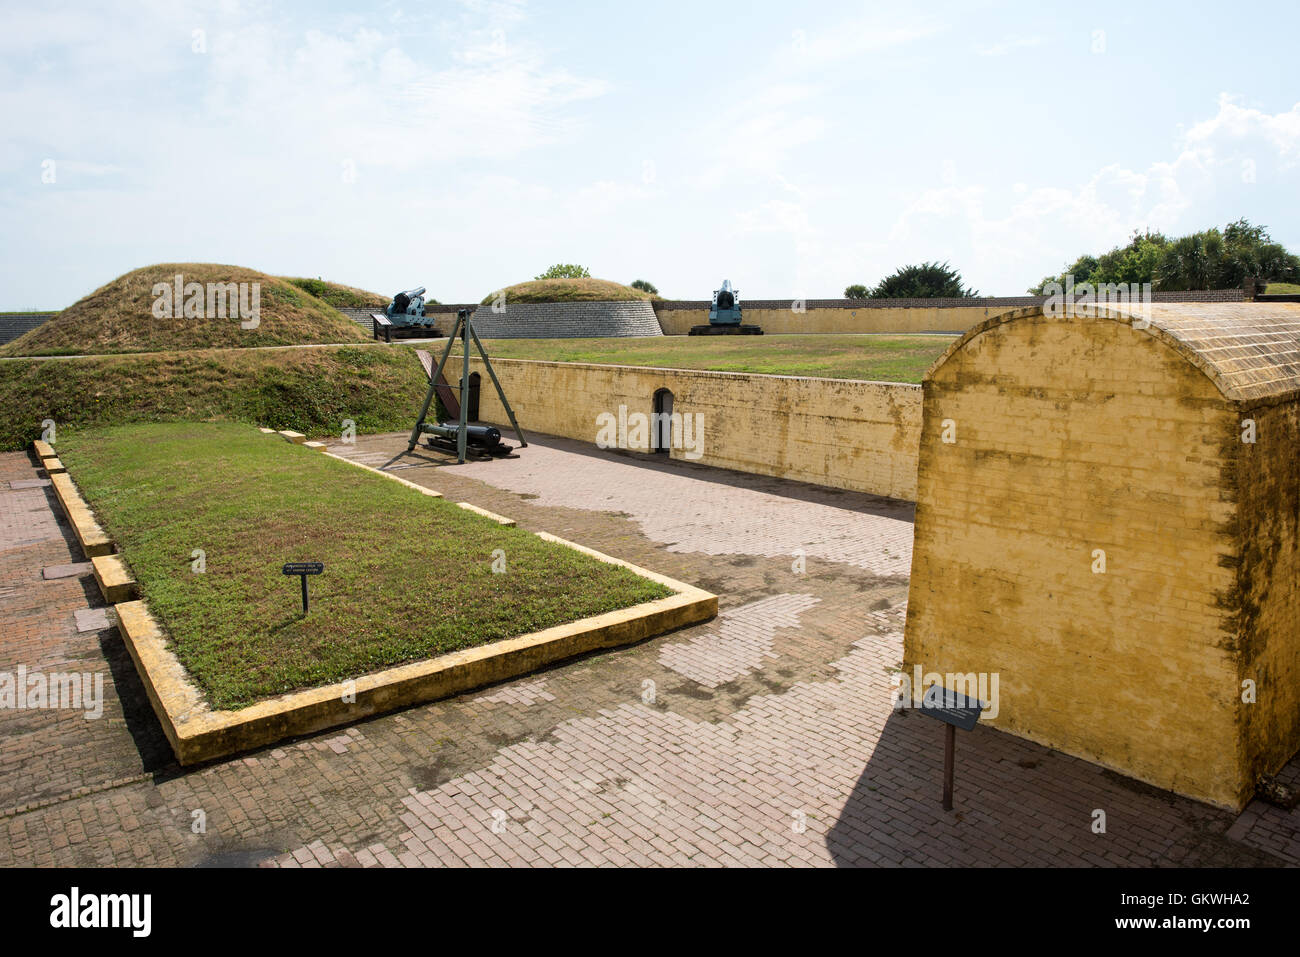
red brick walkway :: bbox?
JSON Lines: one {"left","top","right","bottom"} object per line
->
{"left": 1, "top": 434, "right": 1295, "bottom": 867}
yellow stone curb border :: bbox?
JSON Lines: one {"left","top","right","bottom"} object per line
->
{"left": 32, "top": 440, "right": 66, "bottom": 474}
{"left": 48, "top": 470, "right": 114, "bottom": 558}
{"left": 319, "top": 447, "right": 444, "bottom": 499}
{"left": 36, "top": 442, "right": 138, "bottom": 597}
{"left": 456, "top": 502, "right": 516, "bottom": 526}
{"left": 92, "top": 554, "right": 138, "bottom": 604}
{"left": 103, "top": 429, "right": 718, "bottom": 765}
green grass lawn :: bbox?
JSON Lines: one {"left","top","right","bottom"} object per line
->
{"left": 59, "top": 422, "right": 672, "bottom": 710}
{"left": 480, "top": 334, "right": 955, "bottom": 382}
{"left": 1265, "top": 282, "right": 1300, "bottom": 295}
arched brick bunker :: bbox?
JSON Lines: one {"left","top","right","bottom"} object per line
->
{"left": 904, "top": 301, "right": 1300, "bottom": 808}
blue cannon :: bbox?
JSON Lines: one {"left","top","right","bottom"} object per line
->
{"left": 373, "top": 286, "right": 440, "bottom": 340}
{"left": 689, "top": 279, "right": 763, "bottom": 335}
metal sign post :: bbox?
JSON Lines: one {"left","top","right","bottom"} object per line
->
{"left": 282, "top": 561, "right": 324, "bottom": 614}
{"left": 918, "top": 684, "right": 985, "bottom": 811}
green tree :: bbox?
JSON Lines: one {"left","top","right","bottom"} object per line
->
{"left": 1029, "top": 220, "right": 1300, "bottom": 293}
{"left": 1212, "top": 218, "right": 1298, "bottom": 287}
{"left": 870, "top": 262, "right": 978, "bottom": 299}
{"left": 630, "top": 279, "right": 659, "bottom": 295}
{"left": 843, "top": 283, "right": 870, "bottom": 299}
{"left": 1154, "top": 231, "right": 1218, "bottom": 291}
{"left": 1028, "top": 231, "right": 1169, "bottom": 294}
{"left": 1154, "top": 221, "right": 1300, "bottom": 290}
{"left": 534, "top": 264, "right": 591, "bottom": 280}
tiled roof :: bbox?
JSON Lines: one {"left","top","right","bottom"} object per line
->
{"left": 1139, "top": 302, "right": 1300, "bottom": 402}
{"left": 929, "top": 301, "right": 1300, "bottom": 403}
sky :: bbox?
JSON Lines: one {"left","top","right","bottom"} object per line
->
{"left": 2, "top": 0, "right": 1298, "bottom": 308}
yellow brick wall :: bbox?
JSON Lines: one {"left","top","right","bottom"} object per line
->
{"left": 444, "top": 356, "right": 921, "bottom": 501}
{"left": 904, "top": 312, "right": 1248, "bottom": 807}
{"left": 1235, "top": 398, "right": 1300, "bottom": 790}
{"left": 655, "top": 305, "right": 1001, "bottom": 336}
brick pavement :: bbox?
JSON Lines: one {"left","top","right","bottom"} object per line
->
{"left": 0, "top": 433, "right": 1296, "bottom": 867}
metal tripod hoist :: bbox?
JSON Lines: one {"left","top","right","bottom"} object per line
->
{"left": 407, "top": 307, "right": 528, "bottom": 464}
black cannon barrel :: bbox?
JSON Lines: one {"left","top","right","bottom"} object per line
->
{"left": 421, "top": 422, "right": 503, "bottom": 449}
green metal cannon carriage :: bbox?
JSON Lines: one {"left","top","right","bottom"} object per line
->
{"left": 689, "top": 280, "right": 763, "bottom": 335}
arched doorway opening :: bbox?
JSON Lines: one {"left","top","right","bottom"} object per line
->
{"left": 652, "top": 388, "right": 674, "bottom": 453}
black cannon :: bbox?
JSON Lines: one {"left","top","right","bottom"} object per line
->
{"left": 419, "top": 421, "right": 514, "bottom": 458}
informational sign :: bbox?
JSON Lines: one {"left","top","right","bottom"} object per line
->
{"left": 281, "top": 562, "right": 324, "bottom": 614}
{"left": 918, "top": 683, "right": 985, "bottom": 811}
{"left": 919, "top": 683, "right": 985, "bottom": 731}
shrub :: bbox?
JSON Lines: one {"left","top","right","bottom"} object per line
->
{"left": 534, "top": 264, "right": 591, "bottom": 280}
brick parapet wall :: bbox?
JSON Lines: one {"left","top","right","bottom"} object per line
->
{"left": 652, "top": 289, "right": 1247, "bottom": 311}
{"left": 336, "top": 305, "right": 475, "bottom": 334}
{"left": 0, "top": 314, "right": 57, "bottom": 345}
{"left": 468, "top": 301, "right": 663, "bottom": 338}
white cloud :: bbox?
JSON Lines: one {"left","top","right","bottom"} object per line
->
{"left": 573, "top": 179, "right": 652, "bottom": 217}
{"left": 789, "top": 16, "right": 946, "bottom": 63}
{"left": 975, "top": 34, "right": 1043, "bottom": 57}
{"left": 1182, "top": 93, "right": 1300, "bottom": 165}
{"left": 874, "top": 95, "right": 1298, "bottom": 292}
{"left": 687, "top": 12, "right": 942, "bottom": 192}
{"left": 193, "top": 17, "right": 607, "bottom": 171}
{"left": 3, "top": 5, "right": 1296, "bottom": 308}
{"left": 0, "top": 0, "right": 618, "bottom": 305}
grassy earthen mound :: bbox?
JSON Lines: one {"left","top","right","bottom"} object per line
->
{"left": 0, "top": 344, "right": 437, "bottom": 451}
{"left": 0, "top": 263, "right": 370, "bottom": 356}
{"left": 282, "top": 277, "right": 417, "bottom": 309}
{"left": 481, "top": 278, "right": 656, "bottom": 305}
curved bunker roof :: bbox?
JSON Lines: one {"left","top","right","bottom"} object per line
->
{"left": 926, "top": 301, "right": 1300, "bottom": 404}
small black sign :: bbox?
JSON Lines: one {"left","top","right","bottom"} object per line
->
{"left": 282, "top": 562, "right": 323, "bottom": 614}
{"left": 371, "top": 313, "right": 392, "bottom": 326}
{"left": 919, "top": 684, "right": 985, "bottom": 731}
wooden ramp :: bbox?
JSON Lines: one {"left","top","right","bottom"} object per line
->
{"left": 415, "top": 349, "right": 460, "bottom": 420}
